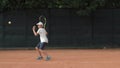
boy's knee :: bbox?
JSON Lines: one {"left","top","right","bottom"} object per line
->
{"left": 39, "top": 49, "right": 43, "bottom": 52}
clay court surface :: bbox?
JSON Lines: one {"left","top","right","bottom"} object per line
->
{"left": 0, "top": 49, "right": 120, "bottom": 68}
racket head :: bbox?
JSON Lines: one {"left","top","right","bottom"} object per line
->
{"left": 38, "top": 15, "right": 47, "bottom": 28}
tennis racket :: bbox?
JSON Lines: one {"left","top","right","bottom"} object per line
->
{"left": 39, "top": 15, "right": 47, "bottom": 29}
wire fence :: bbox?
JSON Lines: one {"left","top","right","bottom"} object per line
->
{"left": 0, "top": 9, "right": 120, "bottom": 49}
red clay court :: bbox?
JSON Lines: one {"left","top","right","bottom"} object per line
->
{"left": 0, "top": 49, "right": 120, "bottom": 68}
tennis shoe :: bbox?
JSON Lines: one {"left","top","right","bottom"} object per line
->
{"left": 45, "top": 56, "right": 51, "bottom": 61}
{"left": 37, "top": 56, "right": 43, "bottom": 60}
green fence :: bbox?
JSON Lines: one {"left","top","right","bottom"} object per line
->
{"left": 0, "top": 9, "right": 120, "bottom": 49}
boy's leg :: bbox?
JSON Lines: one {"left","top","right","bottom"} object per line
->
{"left": 39, "top": 49, "right": 51, "bottom": 61}
{"left": 39, "top": 49, "right": 48, "bottom": 56}
{"left": 39, "top": 42, "right": 51, "bottom": 61}
{"left": 39, "top": 42, "right": 49, "bottom": 56}
{"left": 35, "top": 47, "right": 43, "bottom": 57}
{"left": 35, "top": 47, "right": 43, "bottom": 60}
{"left": 35, "top": 42, "right": 44, "bottom": 60}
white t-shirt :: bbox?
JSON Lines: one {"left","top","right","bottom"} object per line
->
{"left": 37, "top": 28, "right": 48, "bottom": 43}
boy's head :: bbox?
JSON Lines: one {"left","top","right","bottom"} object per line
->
{"left": 36, "top": 22, "right": 43, "bottom": 28}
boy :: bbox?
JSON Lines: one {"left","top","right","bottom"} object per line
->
{"left": 32, "top": 22, "right": 51, "bottom": 61}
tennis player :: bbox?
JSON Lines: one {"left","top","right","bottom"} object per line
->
{"left": 32, "top": 22, "right": 51, "bottom": 61}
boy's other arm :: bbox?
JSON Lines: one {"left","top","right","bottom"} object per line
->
{"left": 32, "top": 26, "right": 39, "bottom": 36}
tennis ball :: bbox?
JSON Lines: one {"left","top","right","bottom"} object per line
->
{"left": 8, "top": 21, "right": 11, "bottom": 24}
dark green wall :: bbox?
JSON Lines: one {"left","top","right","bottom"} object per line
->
{"left": 0, "top": 9, "right": 120, "bottom": 49}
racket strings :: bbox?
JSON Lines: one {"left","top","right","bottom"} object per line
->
{"left": 39, "top": 16, "right": 47, "bottom": 28}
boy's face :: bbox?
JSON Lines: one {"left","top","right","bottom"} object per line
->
{"left": 37, "top": 25, "right": 43, "bottom": 28}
